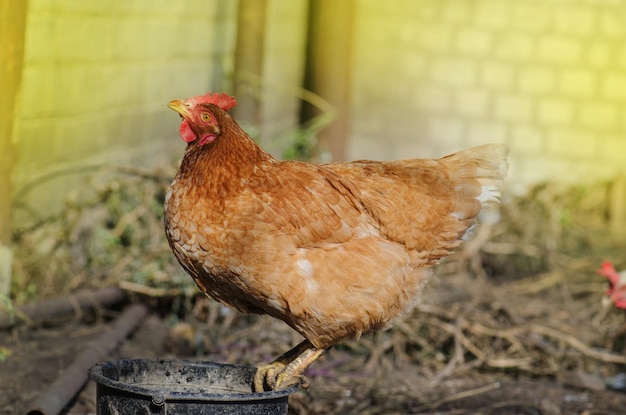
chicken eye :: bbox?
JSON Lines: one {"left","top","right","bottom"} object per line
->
{"left": 201, "top": 113, "right": 212, "bottom": 122}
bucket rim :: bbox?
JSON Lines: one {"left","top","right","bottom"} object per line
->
{"left": 88, "top": 358, "right": 299, "bottom": 402}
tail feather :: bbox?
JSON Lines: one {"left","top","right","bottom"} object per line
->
{"left": 443, "top": 143, "right": 508, "bottom": 203}
{"left": 441, "top": 144, "right": 509, "bottom": 239}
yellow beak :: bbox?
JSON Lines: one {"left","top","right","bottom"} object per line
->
{"left": 168, "top": 100, "right": 191, "bottom": 118}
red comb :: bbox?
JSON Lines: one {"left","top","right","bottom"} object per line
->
{"left": 200, "top": 92, "right": 237, "bottom": 111}
{"left": 185, "top": 92, "right": 237, "bottom": 111}
{"left": 598, "top": 261, "right": 619, "bottom": 285}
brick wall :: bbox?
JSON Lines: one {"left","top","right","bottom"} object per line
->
{"left": 259, "top": 0, "right": 309, "bottom": 155}
{"left": 350, "top": 0, "right": 626, "bottom": 191}
{"left": 13, "top": 0, "right": 626, "bottom": 220}
{"left": 15, "top": 0, "right": 237, "bottom": 218}
{"left": 13, "top": 0, "right": 309, "bottom": 222}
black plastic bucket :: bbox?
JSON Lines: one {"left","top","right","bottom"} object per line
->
{"left": 88, "top": 359, "right": 299, "bottom": 415}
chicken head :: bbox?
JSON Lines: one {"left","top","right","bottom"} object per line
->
{"left": 598, "top": 261, "right": 626, "bottom": 309}
{"left": 168, "top": 92, "right": 236, "bottom": 146}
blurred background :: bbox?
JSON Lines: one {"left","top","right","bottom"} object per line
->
{"left": 2, "top": 1, "right": 626, "bottom": 413}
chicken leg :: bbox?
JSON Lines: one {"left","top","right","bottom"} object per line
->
{"left": 254, "top": 340, "right": 324, "bottom": 392}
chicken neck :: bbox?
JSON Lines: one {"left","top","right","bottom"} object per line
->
{"left": 178, "top": 114, "right": 274, "bottom": 196}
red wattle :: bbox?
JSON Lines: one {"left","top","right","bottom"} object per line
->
{"left": 198, "top": 135, "right": 217, "bottom": 146}
{"left": 179, "top": 119, "right": 197, "bottom": 143}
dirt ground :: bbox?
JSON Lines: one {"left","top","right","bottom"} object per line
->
{"left": 2, "top": 268, "right": 626, "bottom": 415}
{"left": 4, "top": 172, "right": 626, "bottom": 414}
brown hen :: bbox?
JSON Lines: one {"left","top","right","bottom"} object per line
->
{"left": 165, "top": 92, "right": 508, "bottom": 391}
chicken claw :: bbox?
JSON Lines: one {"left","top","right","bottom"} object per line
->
{"left": 254, "top": 361, "right": 305, "bottom": 392}
{"left": 253, "top": 340, "right": 324, "bottom": 392}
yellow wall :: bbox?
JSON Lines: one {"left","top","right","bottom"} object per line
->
{"left": 10, "top": 0, "right": 626, "bottom": 223}
{"left": 13, "top": 0, "right": 238, "bottom": 221}
{"left": 350, "top": 0, "right": 626, "bottom": 190}
{"left": 11, "top": 0, "right": 311, "bottom": 223}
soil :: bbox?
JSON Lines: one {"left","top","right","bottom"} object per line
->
{"left": 3, "top": 177, "right": 626, "bottom": 414}
{"left": 2, "top": 272, "right": 626, "bottom": 415}
{"left": 0, "top": 313, "right": 168, "bottom": 415}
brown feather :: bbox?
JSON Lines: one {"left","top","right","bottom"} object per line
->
{"left": 165, "top": 105, "right": 508, "bottom": 349}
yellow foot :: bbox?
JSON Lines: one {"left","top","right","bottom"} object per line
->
{"left": 253, "top": 362, "right": 308, "bottom": 392}
{"left": 253, "top": 340, "right": 324, "bottom": 392}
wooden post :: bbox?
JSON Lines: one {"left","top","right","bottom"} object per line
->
{"left": 302, "top": 0, "right": 354, "bottom": 162}
{"left": 232, "top": 0, "right": 267, "bottom": 127}
{"left": 609, "top": 176, "right": 626, "bottom": 235}
{"left": 0, "top": 0, "right": 28, "bottom": 296}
